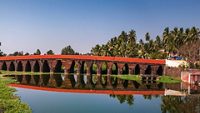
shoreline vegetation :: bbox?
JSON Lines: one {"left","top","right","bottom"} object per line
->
{"left": 0, "top": 70, "right": 181, "bottom": 84}
{"left": 0, "top": 76, "right": 31, "bottom": 113}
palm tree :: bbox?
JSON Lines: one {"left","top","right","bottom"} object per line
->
{"left": 91, "top": 44, "right": 101, "bottom": 56}
{"left": 126, "top": 30, "right": 138, "bottom": 57}
{"left": 61, "top": 45, "right": 75, "bottom": 55}
{"left": 34, "top": 49, "right": 41, "bottom": 55}
{"left": 145, "top": 32, "right": 150, "bottom": 42}
{"left": 46, "top": 50, "right": 54, "bottom": 55}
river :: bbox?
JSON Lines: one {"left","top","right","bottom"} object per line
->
{"left": 7, "top": 74, "right": 200, "bottom": 113}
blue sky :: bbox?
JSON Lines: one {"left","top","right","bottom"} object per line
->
{"left": 0, "top": 0, "right": 200, "bottom": 54}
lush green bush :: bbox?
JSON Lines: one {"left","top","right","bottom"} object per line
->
{"left": 0, "top": 77, "right": 32, "bottom": 113}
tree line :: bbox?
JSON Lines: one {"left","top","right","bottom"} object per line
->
{"left": 0, "top": 45, "right": 77, "bottom": 56}
{"left": 91, "top": 27, "right": 200, "bottom": 62}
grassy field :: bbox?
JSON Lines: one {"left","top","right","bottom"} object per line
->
{"left": 0, "top": 76, "right": 32, "bottom": 113}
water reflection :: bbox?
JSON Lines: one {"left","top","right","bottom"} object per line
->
{"left": 12, "top": 74, "right": 165, "bottom": 91}
{"left": 109, "top": 95, "right": 134, "bottom": 106}
{"left": 10, "top": 74, "right": 200, "bottom": 95}
{"left": 6, "top": 74, "right": 200, "bottom": 113}
{"left": 161, "top": 96, "right": 200, "bottom": 113}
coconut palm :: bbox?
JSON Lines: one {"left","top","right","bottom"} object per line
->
{"left": 126, "top": 30, "right": 138, "bottom": 57}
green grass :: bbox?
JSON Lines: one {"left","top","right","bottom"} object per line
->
{"left": 156, "top": 76, "right": 181, "bottom": 83}
{"left": 111, "top": 75, "right": 141, "bottom": 81}
{"left": 0, "top": 76, "right": 32, "bottom": 113}
{"left": 0, "top": 70, "right": 62, "bottom": 76}
{"left": 110, "top": 75, "right": 181, "bottom": 84}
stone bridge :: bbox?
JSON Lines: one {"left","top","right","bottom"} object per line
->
{"left": 0, "top": 55, "right": 165, "bottom": 76}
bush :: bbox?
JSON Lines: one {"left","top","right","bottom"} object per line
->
{"left": 0, "top": 77, "right": 32, "bottom": 113}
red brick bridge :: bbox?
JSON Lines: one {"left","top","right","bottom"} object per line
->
{"left": 0, "top": 55, "right": 165, "bottom": 76}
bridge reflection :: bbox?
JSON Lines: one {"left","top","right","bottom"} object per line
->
{"left": 9, "top": 74, "right": 166, "bottom": 95}
{"left": 13, "top": 74, "right": 163, "bottom": 89}
{"left": 9, "top": 74, "right": 200, "bottom": 96}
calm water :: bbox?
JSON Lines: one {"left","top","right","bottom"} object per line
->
{"left": 8, "top": 74, "right": 200, "bottom": 113}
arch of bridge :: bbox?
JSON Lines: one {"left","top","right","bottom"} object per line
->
{"left": 0, "top": 55, "right": 165, "bottom": 75}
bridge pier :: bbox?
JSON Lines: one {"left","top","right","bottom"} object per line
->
{"left": 85, "top": 61, "right": 92, "bottom": 76}
{"left": 107, "top": 62, "right": 113, "bottom": 75}
{"left": 62, "top": 60, "right": 73, "bottom": 74}
{"left": 129, "top": 64, "right": 136, "bottom": 75}
{"left": 5, "top": 61, "right": 11, "bottom": 71}
{"left": 62, "top": 74, "right": 72, "bottom": 88}
{"left": 30, "top": 61, "right": 35, "bottom": 73}
{"left": 0, "top": 62, "right": 3, "bottom": 70}
{"left": 140, "top": 65, "right": 148, "bottom": 75}
{"left": 21, "top": 61, "right": 27, "bottom": 72}
{"left": 76, "top": 61, "right": 82, "bottom": 75}
{"left": 96, "top": 62, "right": 102, "bottom": 76}
{"left": 48, "top": 60, "right": 57, "bottom": 73}
{"left": 151, "top": 65, "right": 159, "bottom": 75}
{"left": 48, "top": 74, "right": 57, "bottom": 87}
{"left": 117, "top": 63, "right": 124, "bottom": 75}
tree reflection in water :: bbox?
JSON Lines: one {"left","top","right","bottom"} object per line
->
{"left": 109, "top": 95, "right": 134, "bottom": 106}
{"left": 161, "top": 96, "right": 200, "bottom": 113}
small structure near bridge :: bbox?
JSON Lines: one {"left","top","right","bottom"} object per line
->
{"left": 181, "top": 69, "right": 200, "bottom": 84}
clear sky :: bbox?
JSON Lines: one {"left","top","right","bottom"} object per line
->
{"left": 0, "top": 0, "right": 200, "bottom": 54}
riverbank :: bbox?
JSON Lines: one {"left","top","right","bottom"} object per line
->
{"left": 0, "top": 75, "right": 32, "bottom": 113}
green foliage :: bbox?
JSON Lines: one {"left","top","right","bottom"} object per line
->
{"left": 9, "top": 51, "right": 24, "bottom": 56}
{"left": 46, "top": 50, "right": 54, "bottom": 55}
{"left": 24, "top": 52, "right": 30, "bottom": 55}
{"left": 157, "top": 76, "right": 181, "bottom": 83}
{"left": 0, "top": 50, "right": 5, "bottom": 56}
{"left": 0, "top": 77, "right": 32, "bottom": 113}
{"left": 92, "top": 64, "right": 97, "bottom": 74}
{"left": 34, "top": 49, "right": 41, "bottom": 55}
{"left": 91, "top": 27, "right": 200, "bottom": 60}
{"left": 101, "top": 63, "right": 107, "bottom": 74}
{"left": 112, "top": 75, "right": 140, "bottom": 81}
{"left": 91, "top": 30, "right": 138, "bottom": 57}
{"left": 110, "top": 95, "right": 134, "bottom": 106}
{"left": 61, "top": 45, "right": 75, "bottom": 55}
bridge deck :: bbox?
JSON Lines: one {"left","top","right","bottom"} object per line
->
{"left": 0, "top": 55, "right": 165, "bottom": 65}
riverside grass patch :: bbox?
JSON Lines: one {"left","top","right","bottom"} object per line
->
{"left": 111, "top": 75, "right": 181, "bottom": 84}
{"left": 0, "top": 77, "right": 32, "bottom": 113}
{"left": 156, "top": 76, "right": 181, "bottom": 83}
{"left": 111, "top": 75, "right": 141, "bottom": 81}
